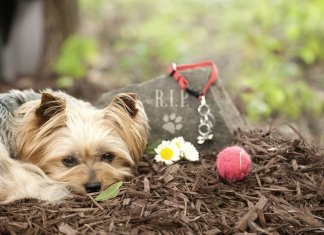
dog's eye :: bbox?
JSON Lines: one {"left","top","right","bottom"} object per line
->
{"left": 62, "top": 156, "right": 79, "bottom": 167}
{"left": 101, "top": 152, "right": 115, "bottom": 163}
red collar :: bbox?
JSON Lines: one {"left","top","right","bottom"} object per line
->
{"left": 168, "top": 60, "right": 218, "bottom": 101}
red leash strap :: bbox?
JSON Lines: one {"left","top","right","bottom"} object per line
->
{"left": 167, "top": 60, "right": 218, "bottom": 101}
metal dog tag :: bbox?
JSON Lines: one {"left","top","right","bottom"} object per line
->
{"left": 197, "top": 96, "right": 215, "bottom": 144}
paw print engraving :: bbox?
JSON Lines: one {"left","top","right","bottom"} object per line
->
{"left": 162, "top": 113, "right": 183, "bottom": 134}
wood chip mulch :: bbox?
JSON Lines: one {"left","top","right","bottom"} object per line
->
{"left": 1, "top": 129, "right": 323, "bottom": 235}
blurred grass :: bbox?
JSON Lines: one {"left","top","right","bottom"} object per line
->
{"left": 55, "top": 0, "right": 324, "bottom": 141}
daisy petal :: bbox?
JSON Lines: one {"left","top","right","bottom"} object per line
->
{"left": 181, "top": 142, "right": 200, "bottom": 161}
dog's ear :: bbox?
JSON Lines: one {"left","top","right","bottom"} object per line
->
{"left": 35, "top": 92, "right": 66, "bottom": 124}
{"left": 104, "top": 93, "right": 149, "bottom": 165}
{"left": 109, "top": 93, "right": 139, "bottom": 118}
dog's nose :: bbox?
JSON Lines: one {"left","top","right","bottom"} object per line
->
{"left": 85, "top": 182, "right": 101, "bottom": 193}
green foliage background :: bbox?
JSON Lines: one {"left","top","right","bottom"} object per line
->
{"left": 55, "top": 0, "right": 324, "bottom": 124}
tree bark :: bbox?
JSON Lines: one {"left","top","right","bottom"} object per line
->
{"left": 39, "top": 0, "right": 79, "bottom": 76}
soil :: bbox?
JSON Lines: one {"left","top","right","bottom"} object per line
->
{"left": 0, "top": 129, "right": 323, "bottom": 234}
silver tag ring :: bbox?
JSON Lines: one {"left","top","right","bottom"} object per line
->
{"left": 198, "top": 123, "right": 211, "bottom": 136}
{"left": 198, "top": 104, "right": 210, "bottom": 116}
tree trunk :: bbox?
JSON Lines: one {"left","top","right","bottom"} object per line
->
{"left": 40, "top": 0, "right": 79, "bottom": 76}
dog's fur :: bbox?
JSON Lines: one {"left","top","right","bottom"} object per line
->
{"left": 0, "top": 89, "right": 149, "bottom": 203}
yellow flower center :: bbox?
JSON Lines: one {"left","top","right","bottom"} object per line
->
{"left": 160, "top": 147, "right": 173, "bottom": 160}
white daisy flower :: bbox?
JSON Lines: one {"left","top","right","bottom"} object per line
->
{"left": 171, "top": 136, "right": 185, "bottom": 150}
{"left": 154, "top": 141, "right": 181, "bottom": 165}
{"left": 181, "top": 142, "right": 199, "bottom": 161}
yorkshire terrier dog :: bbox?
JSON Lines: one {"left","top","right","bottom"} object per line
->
{"left": 0, "top": 89, "right": 149, "bottom": 203}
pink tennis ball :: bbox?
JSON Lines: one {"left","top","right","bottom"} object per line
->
{"left": 216, "top": 146, "right": 252, "bottom": 182}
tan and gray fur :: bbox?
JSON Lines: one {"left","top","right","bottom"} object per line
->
{"left": 0, "top": 89, "right": 149, "bottom": 203}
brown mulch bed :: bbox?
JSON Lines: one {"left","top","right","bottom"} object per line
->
{"left": 0, "top": 130, "right": 323, "bottom": 234}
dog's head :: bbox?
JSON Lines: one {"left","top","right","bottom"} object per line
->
{"left": 15, "top": 92, "right": 149, "bottom": 194}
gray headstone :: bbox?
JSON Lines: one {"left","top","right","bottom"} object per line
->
{"left": 97, "top": 68, "right": 245, "bottom": 152}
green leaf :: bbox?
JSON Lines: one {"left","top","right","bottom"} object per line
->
{"left": 144, "top": 139, "right": 162, "bottom": 154}
{"left": 95, "top": 181, "right": 123, "bottom": 201}
{"left": 299, "top": 47, "right": 315, "bottom": 64}
{"left": 56, "top": 76, "right": 75, "bottom": 88}
{"left": 53, "top": 35, "right": 98, "bottom": 77}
